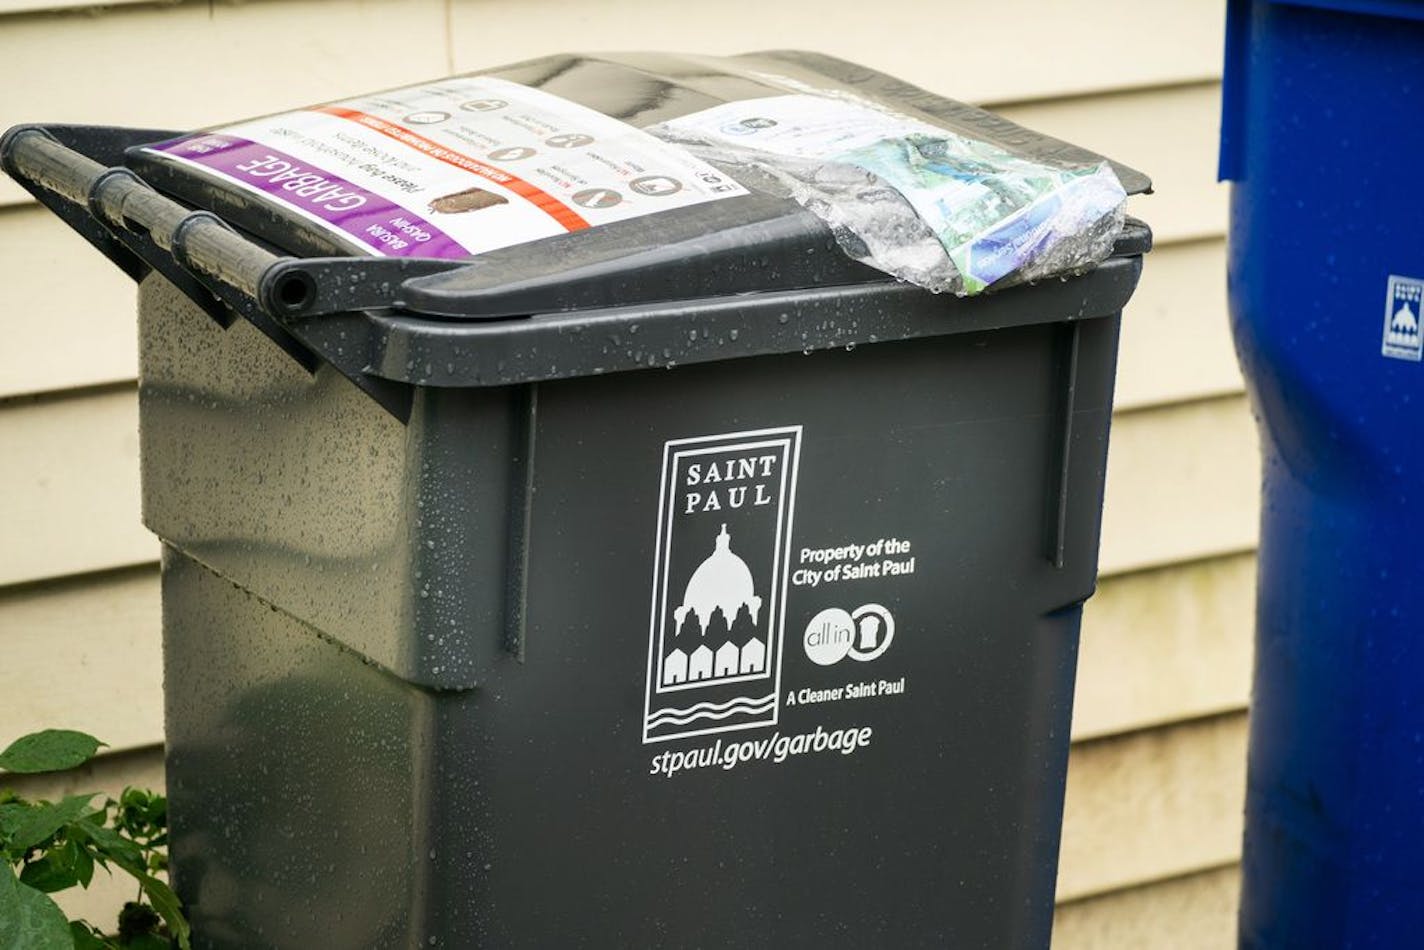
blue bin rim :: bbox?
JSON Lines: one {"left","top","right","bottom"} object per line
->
{"left": 1219, "top": 0, "right": 1424, "bottom": 181}
{"left": 1263, "top": 0, "right": 1424, "bottom": 22}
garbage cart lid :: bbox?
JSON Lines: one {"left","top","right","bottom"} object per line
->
{"left": 3, "top": 50, "right": 1152, "bottom": 417}
{"left": 124, "top": 50, "right": 1151, "bottom": 319}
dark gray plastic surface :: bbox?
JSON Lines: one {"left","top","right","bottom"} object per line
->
{"left": 150, "top": 268, "right": 1123, "bottom": 945}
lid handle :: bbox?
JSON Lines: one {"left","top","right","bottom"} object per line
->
{"left": 0, "top": 124, "right": 442, "bottom": 420}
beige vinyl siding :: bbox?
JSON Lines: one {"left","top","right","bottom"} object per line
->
{"left": 1, "top": 1, "right": 1247, "bottom": 945}
{"left": 0, "top": 387, "right": 150, "bottom": 585}
{"left": 0, "top": 204, "right": 139, "bottom": 397}
{"left": 446, "top": 0, "right": 1226, "bottom": 106}
{"left": 1059, "top": 713, "right": 1249, "bottom": 901}
{"left": 1, "top": 566, "right": 162, "bottom": 753}
{"left": 1055, "top": 865, "right": 1242, "bottom": 950}
{"left": 1114, "top": 237, "right": 1241, "bottom": 411}
{"left": 1074, "top": 554, "right": 1254, "bottom": 743}
{"left": 1100, "top": 395, "right": 1258, "bottom": 576}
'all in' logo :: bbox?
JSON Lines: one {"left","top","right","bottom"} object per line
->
{"left": 1383, "top": 275, "right": 1424, "bottom": 362}
{"left": 643, "top": 427, "right": 802, "bottom": 743}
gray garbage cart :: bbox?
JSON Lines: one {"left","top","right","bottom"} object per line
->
{"left": 3, "top": 51, "right": 1150, "bottom": 948}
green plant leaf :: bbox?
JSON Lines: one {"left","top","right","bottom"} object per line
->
{"left": 0, "top": 731, "right": 105, "bottom": 775}
{"left": 0, "top": 803, "right": 27, "bottom": 847}
{"left": 6, "top": 794, "right": 100, "bottom": 852}
{"left": 70, "top": 820, "right": 193, "bottom": 947}
{"left": 17, "top": 846, "right": 79, "bottom": 893}
{"left": 68, "top": 921, "right": 107, "bottom": 950}
{"left": 70, "top": 817, "right": 145, "bottom": 874}
{"left": 137, "top": 873, "right": 191, "bottom": 950}
{"left": 72, "top": 838, "right": 94, "bottom": 888}
{"left": 116, "top": 789, "right": 167, "bottom": 843}
{"left": 0, "top": 865, "right": 73, "bottom": 950}
{"left": 75, "top": 835, "right": 110, "bottom": 872}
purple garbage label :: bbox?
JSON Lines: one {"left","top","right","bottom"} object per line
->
{"left": 150, "top": 134, "right": 473, "bottom": 259}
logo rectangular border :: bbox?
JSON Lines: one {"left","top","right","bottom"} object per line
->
{"left": 1382, "top": 274, "right": 1424, "bottom": 362}
{"left": 642, "top": 426, "right": 802, "bottom": 744}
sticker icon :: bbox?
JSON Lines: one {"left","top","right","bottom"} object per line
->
{"left": 721, "top": 117, "right": 778, "bottom": 136}
{"left": 804, "top": 608, "right": 856, "bottom": 665}
{"left": 630, "top": 175, "right": 683, "bottom": 197}
{"left": 545, "top": 133, "right": 594, "bottom": 149}
{"left": 848, "top": 603, "right": 895, "bottom": 661}
{"left": 488, "top": 146, "right": 536, "bottom": 162}
{"left": 572, "top": 187, "right": 623, "bottom": 209}
{"left": 643, "top": 427, "right": 802, "bottom": 743}
{"left": 428, "top": 187, "right": 508, "bottom": 215}
{"left": 802, "top": 603, "right": 895, "bottom": 665}
{"left": 461, "top": 99, "right": 508, "bottom": 112}
{"left": 403, "top": 111, "right": 450, "bottom": 125}
{"left": 1383, "top": 275, "right": 1423, "bottom": 362}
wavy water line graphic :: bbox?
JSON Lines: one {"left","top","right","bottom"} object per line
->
{"left": 647, "top": 694, "right": 775, "bottom": 728}
{"left": 650, "top": 694, "right": 775, "bottom": 719}
{"left": 648, "top": 702, "right": 775, "bottom": 729}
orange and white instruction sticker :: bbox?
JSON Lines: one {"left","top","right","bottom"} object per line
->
{"left": 144, "top": 76, "right": 749, "bottom": 259}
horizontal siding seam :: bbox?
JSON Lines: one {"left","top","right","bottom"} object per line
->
{"left": 983, "top": 75, "right": 1223, "bottom": 111}
{"left": 0, "top": 559, "right": 157, "bottom": 600}
{"left": 0, "top": 1, "right": 183, "bottom": 21}
{"left": 0, "top": 378, "right": 137, "bottom": 411}
{"left": 1114, "top": 384, "right": 1245, "bottom": 416}
{"left": 1055, "top": 858, "right": 1241, "bottom": 908}
{"left": 1094, "top": 546, "right": 1255, "bottom": 586}
{"left": 1109, "top": 388, "right": 1249, "bottom": 422}
{"left": 1068, "top": 706, "right": 1248, "bottom": 754}
{"left": 1098, "top": 545, "right": 1259, "bottom": 583}
{"left": 1071, "top": 701, "right": 1251, "bottom": 746}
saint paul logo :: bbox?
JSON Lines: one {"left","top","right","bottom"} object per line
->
{"left": 643, "top": 427, "right": 802, "bottom": 743}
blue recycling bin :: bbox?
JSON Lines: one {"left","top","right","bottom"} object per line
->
{"left": 1221, "top": 1, "right": 1424, "bottom": 946}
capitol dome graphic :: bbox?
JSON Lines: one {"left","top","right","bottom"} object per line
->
{"left": 662, "top": 524, "right": 767, "bottom": 687}
{"left": 1385, "top": 299, "right": 1420, "bottom": 354}
{"left": 1393, "top": 301, "right": 1419, "bottom": 334}
{"left": 674, "top": 524, "right": 763, "bottom": 635}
